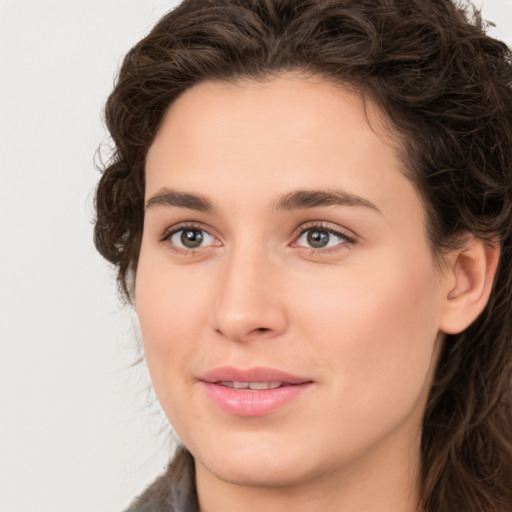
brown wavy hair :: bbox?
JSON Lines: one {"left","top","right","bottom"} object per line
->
{"left": 94, "top": 0, "right": 512, "bottom": 510}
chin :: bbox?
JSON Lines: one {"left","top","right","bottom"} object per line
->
{"left": 203, "top": 454, "right": 313, "bottom": 489}
{"left": 190, "top": 430, "right": 318, "bottom": 488}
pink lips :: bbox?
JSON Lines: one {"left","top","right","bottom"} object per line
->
{"left": 200, "top": 366, "right": 313, "bottom": 417}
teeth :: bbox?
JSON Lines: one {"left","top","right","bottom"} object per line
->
{"left": 249, "top": 381, "right": 282, "bottom": 390}
{"left": 219, "top": 381, "right": 282, "bottom": 390}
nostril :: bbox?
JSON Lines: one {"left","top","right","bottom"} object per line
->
{"left": 214, "top": 326, "right": 271, "bottom": 340}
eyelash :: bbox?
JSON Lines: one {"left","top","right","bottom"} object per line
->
{"left": 159, "top": 221, "right": 357, "bottom": 255}
{"left": 159, "top": 222, "right": 219, "bottom": 255}
{"left": 291, "top": 221, "right": 357, "bottom": 254}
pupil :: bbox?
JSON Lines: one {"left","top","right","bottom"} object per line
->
{"left": 181, "top": 229, "right": 203, "bottom": 248}
{"left": 307, "top": 230, "right": 329, "bottom": 248}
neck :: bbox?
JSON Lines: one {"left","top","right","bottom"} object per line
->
{"left": 195, "top": 435, "right": 421, "bottom": 512}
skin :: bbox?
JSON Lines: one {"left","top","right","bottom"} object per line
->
{"left": 135, "top": 73, "right": 468, "bottom": 512}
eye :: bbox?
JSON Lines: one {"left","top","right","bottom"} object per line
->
{"left": 163, "top": 227, "right": 219, "bottom": 251}
{"left": 293, "top": 224, "right": 356, "bottom": 251}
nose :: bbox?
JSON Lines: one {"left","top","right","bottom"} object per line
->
{"left": 209, "top": 246, "right": 288, "bottom": 343}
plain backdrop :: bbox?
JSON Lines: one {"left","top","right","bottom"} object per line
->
{"left": 0, "top": 1, "right": 510, "bottom": 511}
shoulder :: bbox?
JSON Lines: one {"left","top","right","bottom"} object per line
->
{"left": 124, "top": 448, "right": 198, "bottom": 512}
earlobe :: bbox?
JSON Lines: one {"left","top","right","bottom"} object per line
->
{"left": 439, "top": 236, "right": 500, "bottom": 335}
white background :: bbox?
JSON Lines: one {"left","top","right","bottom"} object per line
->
{"left": 0, "top": 1, "right": 510, "bottom": 511}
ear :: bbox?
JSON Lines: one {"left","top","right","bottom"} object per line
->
{"left": 439, "top": 236, "right": 500, "bottom": 335}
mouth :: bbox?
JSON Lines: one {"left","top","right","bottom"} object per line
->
{"left": 200, "top": 366, "right": 311, "bottom": 385}
{"left": 199, "top": 366, "right": 313, "bottom": 417}
{"left": 217, "top": 381, "right": 287, "bottom": 390}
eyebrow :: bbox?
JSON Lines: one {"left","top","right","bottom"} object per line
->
{"left": 145, "top": 187, "right": 381, "bottom": 214}
{"left": 274, "top": 189, "right": 381, "bottom": 214}
{"left": 146, "top": 188, "right": 214, "bottom": 212}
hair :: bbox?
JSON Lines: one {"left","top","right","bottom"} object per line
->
{"left": 94, "top": 0, "right": 512, "bottom": 510}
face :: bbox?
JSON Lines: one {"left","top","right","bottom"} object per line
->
{"left": 136, "top": 74, "right": 447, "bottom": 491}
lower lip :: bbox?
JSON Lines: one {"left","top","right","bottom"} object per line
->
{"left": 202, "top": 382, "right": 312, "bottom": 417}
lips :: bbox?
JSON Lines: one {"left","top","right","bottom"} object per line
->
{"left": 200, "top": 366, "right": 311, "bottom": 385}
{"left": 218, "top": 381, "right": 283, "bottom": 390}
{"left": 199, "top": 366, "right": 313, "bottom": 417}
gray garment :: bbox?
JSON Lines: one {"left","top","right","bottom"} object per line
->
{"left": 125, "top": 448, "right": 198, "bottom": 512}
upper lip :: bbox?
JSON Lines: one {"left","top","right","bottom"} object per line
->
{"left": 199, "top": 366, "right": 312, "bottom": 385}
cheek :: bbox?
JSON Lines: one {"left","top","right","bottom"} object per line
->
{"left": 135, "top": 241, "right": 211, "bottom": 338}
{"left": 134, "top": 250, "right": 211, "bottom": 408}
{"left": 292, "top": 250, "right": 442, "bottom": 413}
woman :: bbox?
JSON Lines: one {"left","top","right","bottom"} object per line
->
{"left": 94, "top": 0, "right": 512, "bottom": 510}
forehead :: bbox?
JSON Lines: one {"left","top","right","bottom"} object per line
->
{"left": 154, "top": 73, "right": 398, "bottom": 156}
{"left": 145, "top": 73, "right": 422, "bottom": 226}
